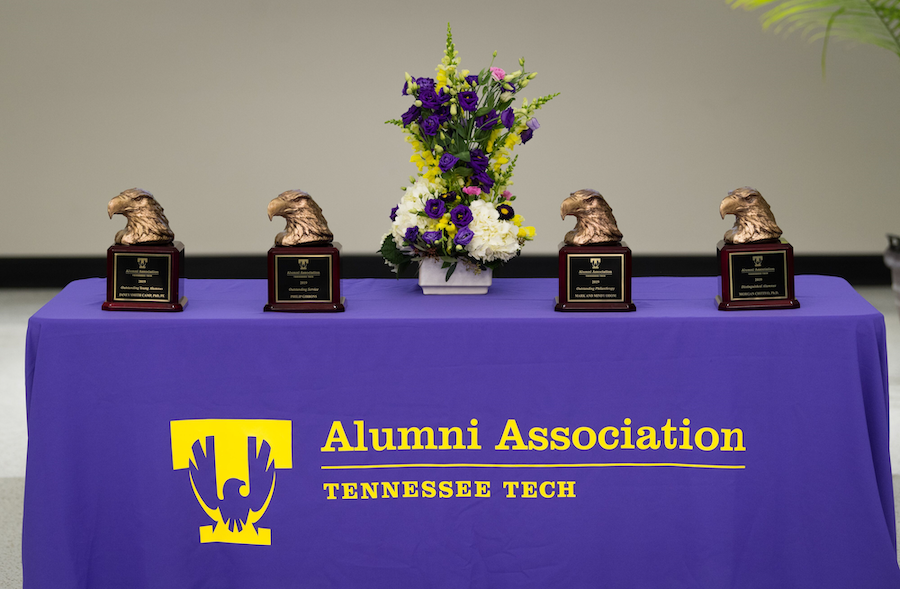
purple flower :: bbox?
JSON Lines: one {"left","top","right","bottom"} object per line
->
{"left": 527, "top": 118, "right": 540, "bottom": 131}
{"left": 419, "top": 88, "right": 442, "bottom": 109}
{"left": 435, "top": 104, "right": 451, "bottom": 125}
{"left": 472, "top": 170, "right": 494, "bottom": 190}
{"left": 450, "top": 204, "right": 473, "bottom": 227}
{"left": 454, "top": 227, "right": 474, "bottom": 246}
{"left": 468, "top": 149, "right": 488, "bottom": 173}
{"left": 439, "top": 153, "right": 459, "bottom": 173}
{"left": 476, "top": 109, "right": 499, "bottom": 129}
{"left": 402, "top": 81, "right": 409, "bottom": 95}
{"left": 390, "top": 206, "right": 398, "bottom": 221}
{"left": 404, "top": 226, "right": 419, "bottom": 243}
{"left": 424, "top": 198, "right": 446, "bottom": 219}
{"left": 401, "top": 104, "right": 420, "bottom": 127}
{"left": 421, "top": 115, "right": 440, "bottom": 136}
{"left": 520, "top": 128, "right": 534, "bottom": 144}
{"left": 465, "top": 74, "right": 479, "bottom": 86}
{"left": 423, "top": 231, "right": 442, "bottom": 245}
{"left": 496, "top": 203, "right": 514, "bottom": 220}
{"left": 458, "top": 91, "right": 479, "bottom": 112}
{"left": 501, "top": 108, "right": 515, "bottom": 129}
{"left": 439, "top": 191, "right": 457, "bottom": 204}
{"left": 416, "top": 77, "right": 435, "bottom": 92}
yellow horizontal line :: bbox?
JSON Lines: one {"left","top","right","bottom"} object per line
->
{"left": 321, "top": 463, "right": 745, "bottom": 470}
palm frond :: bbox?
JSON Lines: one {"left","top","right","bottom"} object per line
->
{"left": 728, "top": 0, "right": 900, "bottom": 71}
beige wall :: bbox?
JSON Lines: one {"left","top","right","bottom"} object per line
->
{"left": 2, "top": 0, "right": 899, "bottom": 259}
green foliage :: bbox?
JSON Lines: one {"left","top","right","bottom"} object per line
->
{"left": 728, "top": 0, "right": 900, "bottom": 73}
{"left": 378, "top": 234, "right": 411, "bottom": 277}
{"left": 494, "top": 155, "right": 518, "bottom": 193}
{"left": 444, "top": 262, "right": 457, "bottom": 281}
{"left": 528, "top": 93, "right": 561, "bottom": 112}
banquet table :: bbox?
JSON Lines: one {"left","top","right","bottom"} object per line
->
{"left": 22, "top": 276, "right": 900, "bottom": 588}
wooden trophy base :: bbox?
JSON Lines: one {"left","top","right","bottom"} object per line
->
{"left": 103, "top": 241, "right": 186, "bottom": 312}
{"left": 265, "top": 242, "right": 345, "bottom": 313}
{"left": 555, "top": 242, "right": 636, "bottom": 312}
{"left": 717, "top": 239, "right": 799, "bottom": 311}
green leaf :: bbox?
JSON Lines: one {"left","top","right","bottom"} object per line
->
{"left": 474, "top": 106, "right": 493, "bottom": 117}
{"left": 727, "top": 0, "right": 900, "bottom": 66}
{"left": 445, "top": 262, "right": 457, "bottom": 282}
{"left": 452, "top": 151, "right": 471, "bottom": 162}
{"left": 378, "top": 234, "right": 408, "bottom": 266}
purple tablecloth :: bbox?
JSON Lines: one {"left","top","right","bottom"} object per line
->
{"left": 23, "top": 276, "right": 900, "bottom": 588}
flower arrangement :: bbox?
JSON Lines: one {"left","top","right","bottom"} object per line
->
{"left": 379, "top": 24, "right": 558, "bottom": 280}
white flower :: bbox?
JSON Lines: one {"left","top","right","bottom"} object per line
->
{"left": 466, "top": 199, "right": 520, "bottom": 262}
{"left": 390, "top": 178, "right": 436, "bottom": 249}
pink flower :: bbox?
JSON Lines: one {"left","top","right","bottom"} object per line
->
{"left": 463, "top": 186, "right": 482, "bottom": 196}
{"left": 501, "top": 190, "right": 512, "bottom": 199}
{"left": 490, "top": 67, "right": 506, "bottom": 81}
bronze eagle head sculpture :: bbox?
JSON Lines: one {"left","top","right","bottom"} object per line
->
{"left": 719, "top": 187, "right": 782, "bottom": 244}
{"left": 107, "top": 188, "right": 174, "bottom": 245}
{"left": 267, "top": 190, "right": 334, "bottom": 246}
{"left": 561, "top": 189, "right": 623, "bottom": 246}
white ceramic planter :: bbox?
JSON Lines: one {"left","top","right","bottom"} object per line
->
{"left": 418, "top": 257, "right": 492, "bottom": 295}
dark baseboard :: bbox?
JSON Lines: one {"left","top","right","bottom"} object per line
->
{"left": 0, "top": 254, "right": 890, "bottom": 288}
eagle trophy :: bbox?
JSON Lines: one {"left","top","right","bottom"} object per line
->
{"left": 267, "top": 190, "right": 334, "bottom": 246}
{"left": 719, "top": 187, "right": 782, "bottom": 244}
{"left": 560, "top": 189, "right": 623, "bottom": 246}
{"left": 107, "top": 188, "right": 174, "bottom": 245}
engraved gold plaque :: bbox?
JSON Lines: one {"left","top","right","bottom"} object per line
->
{"left": 556, "top": 242, "right": 635, "bottom": 312}
{"left": 265, "top": 243, "right": 344, "bottom": 312}
{"left": 103, "top": 241, "right": 186, "bottom": 311}
{"left": 716, "top": 239, "right": 799, "bottom": 310}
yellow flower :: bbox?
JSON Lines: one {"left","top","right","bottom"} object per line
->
{"left": 492, "top": 152, "right": 509, "bottom": 173}
{"left": 485, "top": 128, "right": 502, "bottom": 154}
{"left": 518, "top": 226, "right": 536, "bottom": 240}
{"left": 512, "top": 214, "right": 524, "bottom": 227}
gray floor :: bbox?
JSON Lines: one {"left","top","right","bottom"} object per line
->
{"left": 0, "top": 289, "right": 58, "bottom": 589}
{"left": 1, "top": 285, "right": 899, "bottom": 586}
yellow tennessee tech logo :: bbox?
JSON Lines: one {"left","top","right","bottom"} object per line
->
{"left": 170, "top": 419, "right": 292, "bottom": 546}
